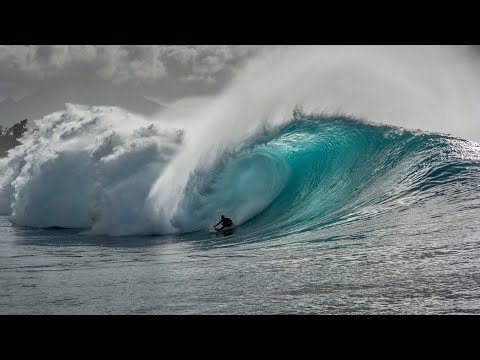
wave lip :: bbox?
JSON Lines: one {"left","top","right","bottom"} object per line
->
{"left": 174, "top": 112, "right": 480, "bottom": 239}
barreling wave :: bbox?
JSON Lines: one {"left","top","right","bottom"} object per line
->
{"left": 172, "top": 109, "right": 480, "bottom": 240}
{"left": 1, "top": 104, "right": 479, "bottom": 238}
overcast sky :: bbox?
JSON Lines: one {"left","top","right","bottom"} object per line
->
{"left": 2, "top": 45, "right": 480, "bottom": 138}
{"left": 0, "top": 45, "right": 267, "bottom": 127}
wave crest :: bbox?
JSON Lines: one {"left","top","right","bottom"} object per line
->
{"left": 1, "top": 105, "right": 479, "bottom": 237}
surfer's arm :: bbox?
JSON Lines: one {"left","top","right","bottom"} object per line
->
{"left": 214, "top": 220, "right": 222, "bottom": 227}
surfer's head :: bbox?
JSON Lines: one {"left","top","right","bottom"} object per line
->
{"left": 221, "top": 215, "right": 225, "bottom": 219}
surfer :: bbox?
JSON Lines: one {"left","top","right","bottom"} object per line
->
{"left": 214, "top": 215, "right": 233, "bottom": 231}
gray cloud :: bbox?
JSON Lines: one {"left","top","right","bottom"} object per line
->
{"left": 0, "top": 45, "right": 265, "bottom": 126}
{"left": 0, "top": 45, "right": 260, "bottom": 84}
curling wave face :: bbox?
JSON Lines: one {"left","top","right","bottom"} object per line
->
{"left": 1, "top": 105, "right": 479, "bottom": 238}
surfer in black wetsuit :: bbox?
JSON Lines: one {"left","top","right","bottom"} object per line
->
{"left": 214, "top": 215, "right": 233, "bottom": 231}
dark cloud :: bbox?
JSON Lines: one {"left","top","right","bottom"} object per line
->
{"left": 0, "top": 45, "right": 264, "bottom": 126}
{"left": 0, "top": 45, "right": 260, "bottom": 84}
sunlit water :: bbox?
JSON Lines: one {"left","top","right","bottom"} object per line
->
{"left": 2, "top": 111, "right": 480, "bottom": 314}
{"left": 2, "top": 192, "right": 479, "bottom": 314}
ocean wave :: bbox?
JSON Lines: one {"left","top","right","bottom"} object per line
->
{"left": 1, "top": 104, "right": 479, "bottom": 237}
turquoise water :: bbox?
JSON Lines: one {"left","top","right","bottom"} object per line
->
{"left": 1, "top": 115, "right": 480, "bottom": 314}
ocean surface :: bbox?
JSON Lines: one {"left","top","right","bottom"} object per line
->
{"left": 1, "top": 108, "right": 480, "bottom": 314}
